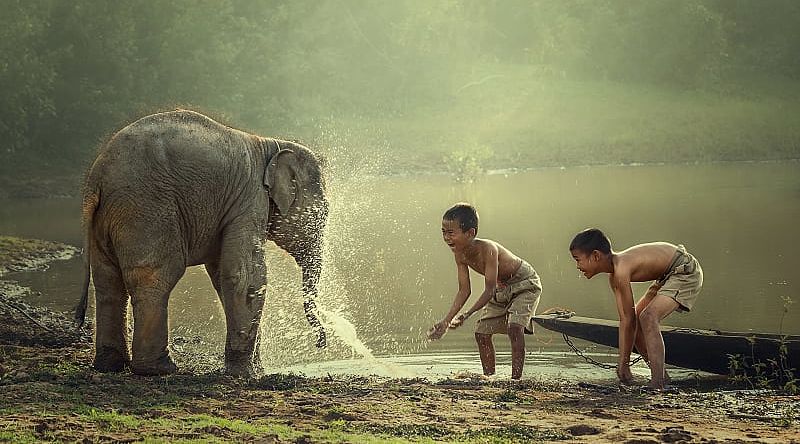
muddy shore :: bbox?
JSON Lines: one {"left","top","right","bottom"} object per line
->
{"left": 0, "top": 236, "right": 797, "bottom": 443}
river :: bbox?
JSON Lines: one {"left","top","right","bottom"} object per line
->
{"left": 2, "top": 161, "right": 798, "bottom": 380}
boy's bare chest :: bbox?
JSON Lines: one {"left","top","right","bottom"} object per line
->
{"left": 458, "top": 251, "right": 486, "bottom": 274}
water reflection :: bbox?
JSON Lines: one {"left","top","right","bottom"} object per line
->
{"left": 2, "top": 162, "right": 799, "bottom": 375}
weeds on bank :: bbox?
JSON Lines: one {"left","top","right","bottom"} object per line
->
{"left": 79, "top": 407, "right": 142, "bottom": 431}
{"left": 0, "top": 429, "right": 36, "bottom": 444}
{"left": 347, "top": 422, "right": 569, "bottom": 443}
{"left": 728, "top": 296, "right": 798, "bottom": 394}
{"left": 444, "top": 143, "right": 494, "bottom": 182}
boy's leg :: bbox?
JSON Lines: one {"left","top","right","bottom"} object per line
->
{"left": 508, "top": 323, "right": 525, "bottom": 379}
{"left": 475, "top": 333, "right": 495, "bottom": 376}
{"left": 637, "top": 294, "right": 679, "bottom": 389}
{"left": 634, "top": 283, "right": 661, "bottom": 362}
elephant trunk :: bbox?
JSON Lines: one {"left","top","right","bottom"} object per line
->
{"left": 297, "top": 239, "right": 326, "bottom": 348}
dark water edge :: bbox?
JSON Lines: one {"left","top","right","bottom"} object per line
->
{"left": 2, "top": 158, "right": 798, "bottom": 199}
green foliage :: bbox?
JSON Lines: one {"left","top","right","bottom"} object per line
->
{"left": 357, "top": 423, "right": 451, "bottom": 439}
{"left": 253, "top": 372, "right": 308, "bottom": 390}
{"left": 727, "top": 299, "right": 798, "bottom": 394}
{"left": 461, "top": 425, "right": 570, "bottom": 442}
{"left": 1, "top": 0, "right": 800, "bottom": 184}
{"left": 79, "top": 407, "right": 143, "bottom": 431}
{"left": 444, "top": 143, "right": 494, "bottom": 182}
{"left": 779, "top": 296, "right": 794, "bottom": 335}
{"left": 494, "top": 388, "right": 522, "bottom": 404}
{"left": 0, "top": 429, "right": 37, "bottom": 444}
{"left": 774, "top": 403, "right": 796, "bottom": 428}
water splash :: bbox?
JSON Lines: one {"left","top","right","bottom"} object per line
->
{"left": 252, "top": 120, "right": 437, "bottom": 377}
{"left": 317, "top": 306, "right": 417, "bottom": 378}
{"left": 318, "top": 307, "right": 373, "bottom": 359}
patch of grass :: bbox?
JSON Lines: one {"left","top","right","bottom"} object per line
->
{"left": 0, "top": 429, "right": 37, "bottom": 443}
{"left": 461, "top": 425, "right": 570, "bottom": 442}
{"left": 355, "top": 423, "right": 452, "bottom": 440}
{"left": 77, "top": 407, "right": 143, "bottom": 431}
{"left": 181, "top": 415, "right": 424, "bottom": 443}
{"left": 252, "top": 372, "right": 308, "bottom": 391}
{"left": 26, "top": 360, "right": 85, "bottom": 384}
{"left": 182, "top": 414, "right": 289, "bottom": 436}
{"left": 774, "top": 404, "right": 796, "bottom": 428}
{"left": 494, "top": 388, "right": 522, "bottom": 404}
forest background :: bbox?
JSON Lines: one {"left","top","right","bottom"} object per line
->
{"left": 2, "top": 0, "right": 799, "bottom": 196}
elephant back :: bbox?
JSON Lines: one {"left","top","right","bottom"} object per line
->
{"left": 89, "top": 110, "right": 258, "bottom": 193}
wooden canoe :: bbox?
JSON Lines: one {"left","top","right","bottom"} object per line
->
{"left": 533, "top": 312, "right": 800, "bottom": 376}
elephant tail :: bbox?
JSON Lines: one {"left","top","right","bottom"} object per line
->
{"left": 75, "top": 190, "right": 99, "bottom": 328}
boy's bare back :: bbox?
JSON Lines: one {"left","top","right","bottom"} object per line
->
{"left": 455, "top": 238, "right": 523, "bottom": 283}
{"left": 613, "top": 242, "right": 679, "bottom": 282}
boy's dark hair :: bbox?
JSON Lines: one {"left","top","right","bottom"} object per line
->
{"left": 570, "top": 228, "right": 611, "bottom": 254}
{"left": 443, "top": 203, "right": 479, "bottom": 233}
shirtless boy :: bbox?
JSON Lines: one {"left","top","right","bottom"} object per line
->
{"left": 569, "top": 228, "right": 703, "bottom": 389}
{"left": 428, "top": 203, "right": 542, "bottom": 379}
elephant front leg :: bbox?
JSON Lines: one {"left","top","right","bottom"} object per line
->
{"left": 217, "top": 230, "right": 267, "bottom": 377}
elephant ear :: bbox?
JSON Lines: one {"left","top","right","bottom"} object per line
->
{"left": 263, "top": 148, "right": 297, "bottom": 216}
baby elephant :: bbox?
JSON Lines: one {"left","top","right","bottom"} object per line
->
{"left": 76, "top": 109, "right": 328, "bottom": 376}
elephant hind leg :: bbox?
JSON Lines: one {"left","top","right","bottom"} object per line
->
{"left": 92, "top": 255, "right": 130, "bottom": 372}
{"left": 124, "top": 261, "right": 185, "bottom": 376}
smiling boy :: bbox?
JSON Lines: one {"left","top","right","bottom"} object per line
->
{"left": 569, "top": 228, "right": 703, "bottom": 389}
{"left": 427, "top": 203, "right": 542, "bottom": 379}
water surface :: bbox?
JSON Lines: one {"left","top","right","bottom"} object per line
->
{"left": 2, "top": 161, "right": 798, "bottom": 379}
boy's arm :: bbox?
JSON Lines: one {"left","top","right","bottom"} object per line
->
{"left": 443, "top": 261, "right": 472, "bottom": 323}
{"left": 428, "top": 261, "right": 471, "bottom": 339}
{"left": 458, "top": 244, "right": 499, "bottom": 321}
{"left": 610, "top": 271, "right": 636, "bottom": 382}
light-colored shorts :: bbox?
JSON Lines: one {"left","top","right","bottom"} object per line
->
{"left": 654, "top": 244, "right": 703, "bottom": 312}
{"left": 475, "top": 260, "right": 542, "bottom": 335}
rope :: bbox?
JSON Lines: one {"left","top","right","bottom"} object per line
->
{"left": 541, "top": 307, "right": 576, "bottom": 318}
{"left": 540, "top": 306, "right": 644, "bottom": 369}
{"left": 562, "top": 332, "right": 645, "bottom": 369}
{"left": 0, "top": 298, "right": 53, "bottom": 333}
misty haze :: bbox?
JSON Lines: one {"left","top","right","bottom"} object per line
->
{"left": 1, "top": 3, "right": 799, "bottom": 441}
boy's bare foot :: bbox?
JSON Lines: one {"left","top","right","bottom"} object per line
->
{"left": 617, "top": 365, "right": 635, "bottom": 385}
{"left": 648, "top": 378, "right": 669, "bottom": 390}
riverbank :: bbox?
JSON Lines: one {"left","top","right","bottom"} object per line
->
{"left": 2, "top": 346, "right": 799, "bottom": 443}
{"left": 0, "top": 236, "right": 84, "bottom": 348}
{"left": 1, "top": 236, "right": 798, "bottom": 443}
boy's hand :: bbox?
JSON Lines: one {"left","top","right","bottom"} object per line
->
{"left": 448, "top": 311, "right": 471, "bottom": 329}
{"left": 426, "top": 321, "right": 448, "bottom": 340}
{"left": 617, "top": 363, "right": 634, "bottom": 385}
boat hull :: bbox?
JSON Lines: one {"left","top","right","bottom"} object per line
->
{"left": 533, "top": 313, "right": 800, "bottom": 376}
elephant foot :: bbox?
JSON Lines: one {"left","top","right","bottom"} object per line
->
{"left": 94, "top": 346, "right": 130, "bottom": 373}
{"left": 131, "top": 354, "right": 178, "bottom": 376}
{"left": 225, "top": 363, "right": 258, "bottom": 378}
{"left": 224, "top": 352, "right": 260, "bottom": 378}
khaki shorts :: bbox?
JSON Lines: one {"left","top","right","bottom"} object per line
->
{"left": 475, "top": 261, "right": 542, "bottom": 335}
{"left": 654, "top": 245, "right": 703, "bottom": 312}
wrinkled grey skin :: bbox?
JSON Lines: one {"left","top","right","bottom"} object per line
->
{"left": 75, "top": 109, "right": 328, "bottom": 377}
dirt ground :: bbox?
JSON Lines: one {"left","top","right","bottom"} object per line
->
{"left": 1, "top": 237, "right": 798, "bottom": 443}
